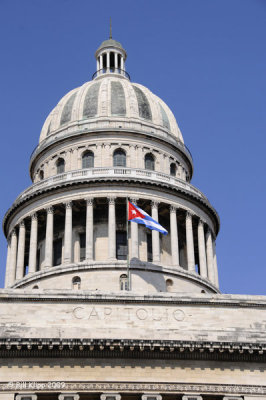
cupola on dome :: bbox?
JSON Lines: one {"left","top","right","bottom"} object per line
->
{"left": 39, "top": 38, "right": 184, "bottom": 145}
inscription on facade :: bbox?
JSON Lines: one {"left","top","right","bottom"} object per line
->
{"left": 72, "top": 306, "right": 185, "bottom": 322}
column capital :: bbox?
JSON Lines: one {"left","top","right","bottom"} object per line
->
{"left": 85, "top": 197, "right": 94, "bottom": 206}
{"left": 30, "top": 212, "right": 38, "bottom": 220}
{"left": 65, "top": 200, "right": 73, "bottom": 209}
{"left": 108, "top": 196, "right": 116, "bottom": 205}
{"left": 11, "top": 229, "right": 17, "bottom": 237}
{"left": 198, "top": 218, "right": 205, "bottom": 227}
{"left": 151, "top": 200, "right": 159, "bottom": 209}
{"left": 19, "top": 220, "right": 25, "bottom": 228}
{"left": 46, "top": 205, "right": 54, "bottom": 214}
{"left": 130, "top": 197, "right": 138, "bottom": 204}
{"left": 186, "top": 210, "right": 194, "bottom": 219}
{"left": 170, "top": 205, "right": 177, "bottom": 213}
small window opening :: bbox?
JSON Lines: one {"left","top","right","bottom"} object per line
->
{"left": 32, "top": 285, "right": 39, "bottom": 289}
{"left": 166, "top": 278, "right": 174, "bottom": 292}
{"left": 72, "top": 276, "right": 81, "bottom": 290}
{"left": 170, "top": 163, "right": 176, "bottom": 176}
{"left": 39, "top": 170, "right": 44, "bottom": 180}
{"left": 145, "top": 153, "right": 155, "bottom": 171}
{"left": 56, "top": 158, "right": 65, "bottom": 174}
{"left": 118, "top": 54, "right": 121, "bottom": 69}
{"left": 120, "top": 274, "right": 128, "bottom": 291}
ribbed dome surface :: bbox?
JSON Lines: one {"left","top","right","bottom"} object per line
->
{"left": 39, "top": 75, "right": 184, "bottom": 144}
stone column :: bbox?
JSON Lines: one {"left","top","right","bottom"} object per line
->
{"left": 107, "top": 52, "right": 110, "bottom": 70}
{"left": 4, "top": 237, "right": 11, "bottom": 288}
{"left": 130, "top": 198, "right": 139, "bottom": 259}
{"left": 121, "top": 57, "right": 124, "bottom": 70}
{"left": 206, "top": 228, "right": 215, "bottom": 283}
{"left": 64, "top": 201, "right": 73, "bottom": 264}
{"left": 97, "top": 58, "right": 100, "bottom": 71}
{"left": 108, "top": 197, "right": 116, "bottom": 260}
{"left": 28, "top": 213, "right": 38, "bottom": 274}
{"left": 152, "top": 201, "right": 160, "bottom": 263}
{"left": 16, "top": 221, "right": 26, "bottom": 280}
{"left": 170, "top": 205, "right": 179, "bottom": 266}
{"left": 186, "top": 211, "right": 195, "bottom": 272}
{"left": 213, "top": 238, "right": 219, "bottom": 287}
{"left": 9, "top": 229, "right": 18, "bottom": 286}
{"left": 86, "top": 198, "right": 94, "bottom": 261}
{"left": 115, "top": 52, "right": 118, "bottom": 70}
{"left": 197, "top": 219, "right": 207, "bottom": 278}
{"left": 100, "top": 55, "right": 103, "bottom": 70}
{"left": 44, "top": 206, "right": 54, "bottom": 268}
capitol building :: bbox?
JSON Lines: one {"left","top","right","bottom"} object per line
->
{"left": 0, "top": 36, "right": 266, "bottom": 400}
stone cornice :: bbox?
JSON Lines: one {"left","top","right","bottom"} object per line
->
{"left": 0, "top": 290, "right": 265, "bottom": 307}
{"left": 2, "top": 174, "right": 220, "bottom": 237}
{"left": 0, "top": 338, "right": 265, "bottom": 363}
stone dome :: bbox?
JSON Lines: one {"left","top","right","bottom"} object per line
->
{"left": 39, "top": 76, "right": 184, "bottom": 144}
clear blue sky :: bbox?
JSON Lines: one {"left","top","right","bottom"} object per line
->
{"left": 0, "top": 0, "right": 265, "bottom": 294}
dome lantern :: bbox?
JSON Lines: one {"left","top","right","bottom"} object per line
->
{"left": 93, "top": 24, "right": 128, "bottom": 80}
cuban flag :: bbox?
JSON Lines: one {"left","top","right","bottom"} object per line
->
{"left": 128, "top": 201, "right": 168, "bottom": 235}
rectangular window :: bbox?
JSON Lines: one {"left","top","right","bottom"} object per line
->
{"left": 147, "top": 231, "right": 152, "bottom": 262}
{"left": 53, "top": 238, "right": 62, "bottom": 266}
{"left": 79, "top": 232, "right": 86, "bottom": 261}
{"left": 116, "top": 231, "right": 127, "bottom": 260}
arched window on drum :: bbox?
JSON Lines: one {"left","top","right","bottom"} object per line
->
{"left": 113, "top": 148, "right": 126, "bottom": 167}
{"left": 170, "top": 163, "right": 177, "bottom": 176}
{"left": 56, "top": 158, "right": 65, "bottom": 174}
{"left": 82, "top": 150, "right": 94, "bottom": 169}
{"left": 145, "top": 153, "right": 155, "bottom": 171}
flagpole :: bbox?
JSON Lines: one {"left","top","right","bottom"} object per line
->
{"left": 126, "top": 197, "right": 130, "bottom": 290}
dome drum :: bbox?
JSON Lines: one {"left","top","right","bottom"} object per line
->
{"left": 4, "top": 196, "right": 219, "bottom": 293}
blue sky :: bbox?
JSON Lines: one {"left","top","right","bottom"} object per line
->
{"left": 0, "top": 0, "right": 265, "bottom": 294}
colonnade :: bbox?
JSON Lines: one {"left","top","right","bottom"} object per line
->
{"left": 5, "top": 197, "right": 218, "bottom": 288}
{"left": 97, "top": 51, "right": 125, "bottom": 72}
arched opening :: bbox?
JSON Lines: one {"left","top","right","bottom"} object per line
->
{"left": 72, "top": 276, "right": 81, "bottom": 290}
{"left": 56, "top": 158, "right": 65, "bottom": 174}
{"left": 32, "top": 285, "right": 39, "bottom": 289}
{"left": 166, "top": 279, "right": 173, "bottom": 292}
{"left": 145, "top": 153, "right": 155, "bottom": 171}
{"left": 120, "top": 274, "right": 128, "bottom": 291}
{"left": 82, "top": 150, "right": 94, "bottom": 169}
{"left": 170, "top": 163, "right": 176, "bottom": 176}
{"left": 53, "top": 238, "right": 62, "bottom": 266}
{"left": 39, "top": 170, "right": 44, "bottom": 180}
{"left": 113, "top": 149, "right": 126, "bottom": 167}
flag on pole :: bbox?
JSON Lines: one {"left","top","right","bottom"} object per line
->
{"left": 128, "top": 201, "right": 168, "bottom": 235}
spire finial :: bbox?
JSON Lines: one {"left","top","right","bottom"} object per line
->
{"left": 109, "top": 17, "right": 112, "bottom": 39}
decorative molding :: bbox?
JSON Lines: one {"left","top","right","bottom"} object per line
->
{"left": 101, "top": 393, "right": 121, "bottom": 400}
{"left": 108, "top": 197, "right": 116, "bottom": 205}
{"left": 151, "top": 201, "right": 159, "bottom": 209}
{"left": 59, "top": 394, "right": 79, "bottom": 400}
{"left": 1, "top": 381, "right": 266, "bottom": 394}
{"left": 46, "top": 206, "right": 54, "bottom": 214}
{"left": 170, "top": 205, "right": 176, "bottom": 213}
{"left": 30, "top": 212, "right": 38, "bottom": 220}
{"left": 15, "top": 395, "right": 37, "bottom": 400}
{"left": 0, "top": 338, "right": 265, "bottom": 361}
